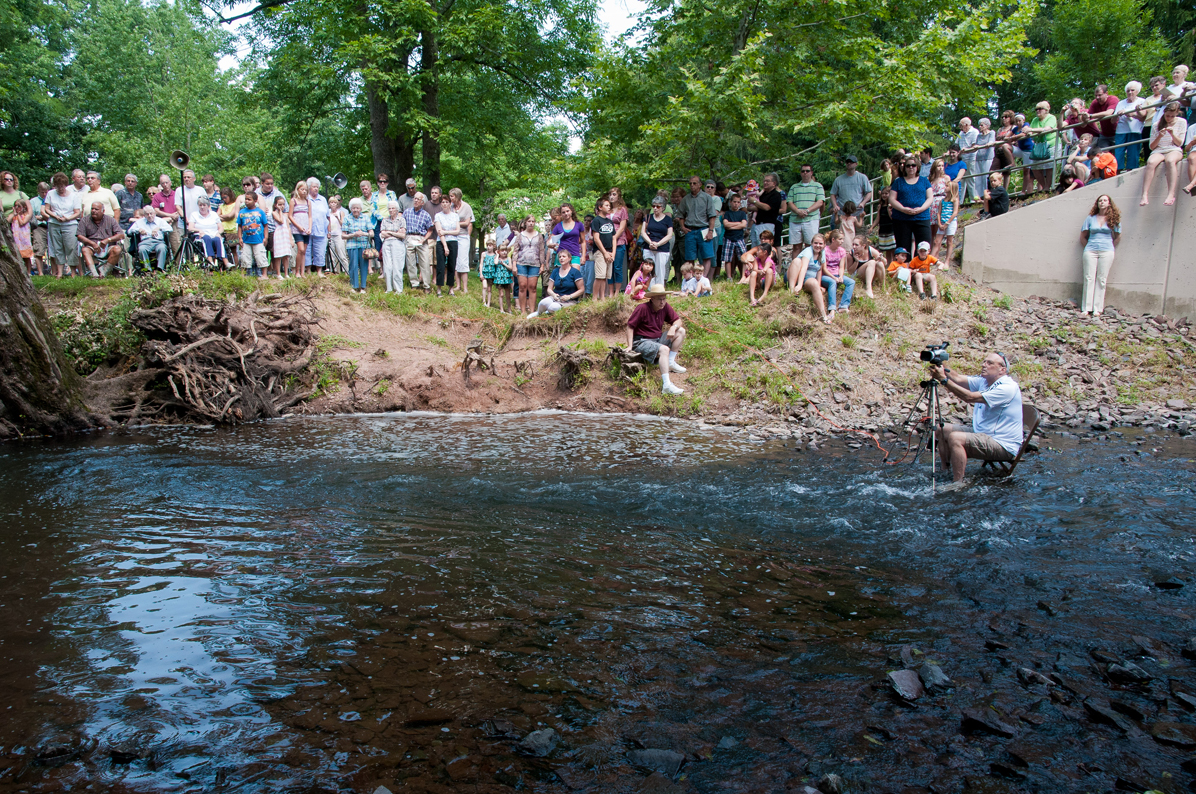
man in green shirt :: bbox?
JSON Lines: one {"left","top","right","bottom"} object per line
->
{"left": 786, "top": 164, "right": 826, "bottom": 262}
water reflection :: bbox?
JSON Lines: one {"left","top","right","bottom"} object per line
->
{"left": 0, "top": 414, "right": 1193, "bottom": 792}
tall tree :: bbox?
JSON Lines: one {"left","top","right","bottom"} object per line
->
{"left": 577, "top": 0, "right": 1037, "bottom": 185}
{"left": 239, "top": 0, "right": 599, "bottom": 187}
{"left": 68, "top": 0, "right": 278, "bottom": 187}
{"left": 1030, "top": 0, "right": 1172, "bottom": 103}
{"left": 0, "top": 0, "right": 82, "bottom": 183}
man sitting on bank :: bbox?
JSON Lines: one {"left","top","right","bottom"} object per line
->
{"left": 626, "top": 283, "right": 688, "bottom": 396}
{"left": 929, "top": 352, "right": 1023, "bottom": 482}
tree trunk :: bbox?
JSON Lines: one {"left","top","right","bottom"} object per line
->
{"left": 366, "top": 80, "right": 416, "bottom": 183}
{"left": 0, "top": 222, "right": 94, "bottom": 439}
{"left": 367, "top": 83, "right": 398, "bottom": 181}
{"left": 420, "top": 27, "right": 441, "bottom": 190}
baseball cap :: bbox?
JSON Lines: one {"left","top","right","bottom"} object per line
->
{"left": 844, "top": 154, "right": 858, "bottom": 163}
{"left": 917, "top": 241, "right": 931, "bottom": 251}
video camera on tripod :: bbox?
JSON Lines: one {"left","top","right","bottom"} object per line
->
{"left": 885, "top": 341, "right": 953, "bottom": 491}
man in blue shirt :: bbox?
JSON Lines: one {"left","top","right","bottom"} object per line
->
{"left": 930, "top": 352, "right": 1024, "bottom": 481}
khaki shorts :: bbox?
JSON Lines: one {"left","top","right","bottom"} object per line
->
{"left": 593, "top": 249, "right": 611, "bottom": 280}
{"left": 943, "top": 424, "right": 1016, "bottom": 461}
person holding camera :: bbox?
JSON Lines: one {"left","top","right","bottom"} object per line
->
{"left": 928, "top": 352, "right": 1024, "bottom": 482}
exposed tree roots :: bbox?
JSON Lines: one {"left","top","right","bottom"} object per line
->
{"left": 85, "top": 290, "right": 319, "bottom": 426}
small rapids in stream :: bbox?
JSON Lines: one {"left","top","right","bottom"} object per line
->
{"left": 1, "top": 412, "right": 1195, "bottom": 793}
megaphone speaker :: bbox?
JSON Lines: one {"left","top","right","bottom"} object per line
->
{"left": 170, "top": 150, "right": 190, "bottom": 170}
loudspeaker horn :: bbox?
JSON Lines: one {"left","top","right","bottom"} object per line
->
{"left": 326, "top": 172, "right": 348, "bottom": 190}
{"left": 169, "top": 150, "right": 190, "bottom": 170}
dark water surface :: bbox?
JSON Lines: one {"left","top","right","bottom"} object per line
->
{"left": 2, "top": 413, "right": 1195, "bottom": 793}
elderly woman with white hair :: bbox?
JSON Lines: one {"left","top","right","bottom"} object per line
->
{"left": 972, "top": 118, "right": 996, "bottom": 200}
{"left": 305, "top": 177, "right": 330, "bottom": 277}
{"left": 342, "top": 197, "right": 374, "bottom": 293}
{"left": 1114, "top": 80, "right": 1148, "bottom": 171}
{"left": 192, "top": 196, "right": 231, "bottom": 270}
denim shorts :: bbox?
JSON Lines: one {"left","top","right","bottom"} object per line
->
{"left": 293, "top": 232, "right": 310, "bottom": 244}
{"left": 517, "top": 264, "right": 540, "bottom": 278}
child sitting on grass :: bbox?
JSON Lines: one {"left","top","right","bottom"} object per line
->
{"left": 742, "top": 238, "right": 777, "bottom": 306}
{"left": 887, "top": 247, "right": 913, "bottom": 292}
{"left": 625, "top": 259, "right": 654, "bottom": 300}
{"left": 910, "top": 241, "right": 939, "bottom": 299}
{"left": 679, "top": 263, "right": 699, "bottom": 295}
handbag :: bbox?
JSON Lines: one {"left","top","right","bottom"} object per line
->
{"left": 1030, "top": 139, "right": 1052, "bottom": 161}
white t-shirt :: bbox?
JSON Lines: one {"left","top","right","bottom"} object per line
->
{"left": 179, "top": 184, "right": 206, "bottom": 228}
{"left": 45, "top": 189, "right": 82, "bottom": 222}
{"left": 1115, "top": 98, "right": 1145, "bottom": 134}
{"left": 968, "top": 375, "right": 1024, "bottom": 455}
{"left": 191, "top": 210, "right": 221, "bottom": 236}
{"left": 435, "top": 210, "right": 461, "bottom": 241}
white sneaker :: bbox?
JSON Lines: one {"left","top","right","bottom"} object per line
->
{"left": 669, "top": 361, "right": 687, "bottom": 373}
{"left": 526, "top": 312, "right": 539, "bottom": 319}
{"left": 663, "top": 382, "right": 685, "bottom": 395}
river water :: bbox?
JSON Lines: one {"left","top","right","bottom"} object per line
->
{"left": 1, "top": 413, "right": 1195, "bottom": 793}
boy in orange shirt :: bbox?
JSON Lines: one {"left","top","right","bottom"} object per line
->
{"left": 1088, "top": 145, "right": 1118, "bottom": 182}
{"left": 911, "top": 241, "right": 939, "bottom": 299}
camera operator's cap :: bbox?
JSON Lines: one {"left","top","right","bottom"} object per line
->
{"left": 917, "top": 241, "right": 931, "bottom": 251}
{"left": 844, "top": 154, "right": 859, "bottom": 163}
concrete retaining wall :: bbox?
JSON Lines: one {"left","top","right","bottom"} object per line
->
{"left": 962, "top": 168, "right": 1196, "bottom": 319}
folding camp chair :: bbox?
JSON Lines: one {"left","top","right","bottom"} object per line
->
{"left": 980, "top": 404, "right": 1040, "bottom": 476}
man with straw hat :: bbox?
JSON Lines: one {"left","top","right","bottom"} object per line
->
{"left": 626, "top": 283, "right": 688, "bottom": 395}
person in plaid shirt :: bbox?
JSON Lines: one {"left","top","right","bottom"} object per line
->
{"left": 402, "top": 192, "right": 435, "bottom": 291}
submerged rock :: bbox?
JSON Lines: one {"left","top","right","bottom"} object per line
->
{"left": 817, "top": 772, "right": 845, "bottom": 793}
{"left": 1017, "top": 667, "right": 1053, "bottom": 688}
{"left": 888, "top": 669, "right": 924, "bottom": 700}
{"left": 961, "top": 708, "right": 1017, "bottom": 738}
{"left": 919, "top": 664, "right": 952, "bottom": 692}
{"left": 517, "top": 728, "right": 558, "bottom": 757}
{"left": 1083, "top": 698, "right": 1135, "bottom": 733}
{"left": 1107, "top": 662, "right": 1153, "bottom": 684}
{"left": 627, "top": 748, "right": 685, "bottom": 777}
{"left": 1151, "top": 722, "right": 1196, "bottom": 748}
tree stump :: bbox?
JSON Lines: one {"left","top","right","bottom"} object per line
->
{"left": 0, "top": 216, "right": 93, "bottom": 439}
{"left": 606, "top": 345, "right": 646, "bottom": 383}
{"left": 556, "top": 346, "right": 593, "bottom": 390}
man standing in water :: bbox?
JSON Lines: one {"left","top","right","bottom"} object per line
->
{"left": 929, "top": 352, "right": 1023, "bottom": 481}
{"left": 626, "top": 283, "right": 688, "bottom": 395}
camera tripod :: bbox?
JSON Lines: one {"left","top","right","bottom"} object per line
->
{"left": 889, "top": 377, "right": 948, "bottom": 493}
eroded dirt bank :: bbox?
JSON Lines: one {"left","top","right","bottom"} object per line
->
{"left": 37, "top": 271, "right": 1196, "bottom": 442}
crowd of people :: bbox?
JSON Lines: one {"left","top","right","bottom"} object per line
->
{"left": 2, "top": 65, "right": 1193, "bottom": 328}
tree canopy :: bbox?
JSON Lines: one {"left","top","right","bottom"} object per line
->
{"left": 0, "top": 0, "right": 1185, "bottom": 211}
